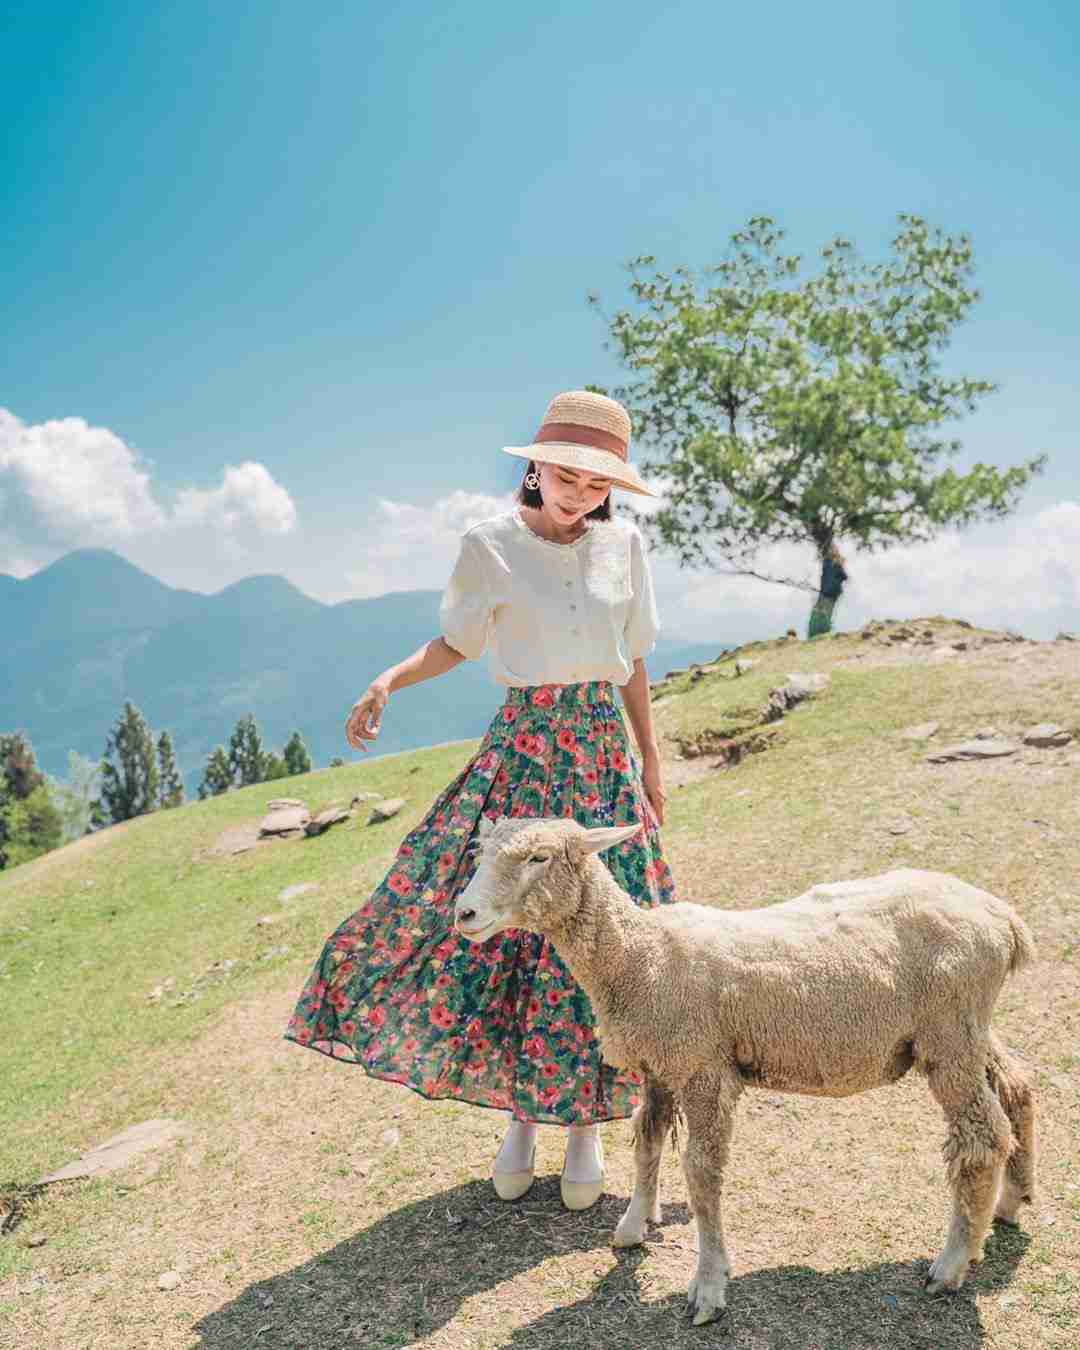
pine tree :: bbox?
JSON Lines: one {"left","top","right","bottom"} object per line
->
{"left": 228, "top": 714, "right": 266, "bottom": 787}
{"left": 198, "top": 746, "right": 234, "bottom": 799}
{"left": 0, "top": 732, "right": 62, "bottom": 868}
{"left": 283, "top": 730, "right": 312, "bottom": 776}
{"left": 95, "top": 702, "right": 159, "bottom": 825}
{"left": 262, "top": 752, "right": 288, "bottom": 781}
{"left": 157, "top": 732, "right": 184, "bottom": 809}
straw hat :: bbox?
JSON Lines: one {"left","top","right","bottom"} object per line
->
{"left": 503, "top": 390, "right": 658, "bottom": 497}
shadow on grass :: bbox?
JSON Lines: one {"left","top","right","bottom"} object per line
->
{"left": 193, "top": 1179, "right": 1030, "bottom": 1350}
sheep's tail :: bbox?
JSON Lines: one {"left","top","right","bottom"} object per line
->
{"left": 1006, "top": 908, "right": 1037, "bottom": 975}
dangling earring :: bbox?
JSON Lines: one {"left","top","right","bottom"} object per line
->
{"left": 524, "top": 471, "right": 540, "bottom": 491}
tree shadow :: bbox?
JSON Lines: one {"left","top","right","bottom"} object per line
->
{"left": 192, "top": 1180, "right": 1029, "bottom": 1350}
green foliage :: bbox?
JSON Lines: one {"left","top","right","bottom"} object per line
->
{"left": 156, "top": 731, "right": 184, "bottom": 809}
{"left": 262, "top": 752, "right": 289, "bottom": 781}
{"left": 95, "top": 702, "right": 159, "bottom": 826}
{"left": 198, "top": 746, "right": 233, "bottom": 800}
{"left": 0, "top": 732, "right": 59, "bottom": 869}
{"left": 0, "top": 785, "right": 63, "bottom": 867}
{"left": 590, "top": 214, "right": 1047, "bottom": 578}
{"left": 46, "top": 751, "right": 102, "bottom": 842}
{"left": 228, "top": 714, "right": 266, "bottom": 788}
{"left": 283, "top": 730, "right": 313, "bottom": 776}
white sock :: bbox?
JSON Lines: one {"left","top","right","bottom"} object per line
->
{"left": 495, "top": 1118, "right": 536, "bottom": 1172}
{"left": 563, "top": 1124, "right": 603, "bottom": 1183}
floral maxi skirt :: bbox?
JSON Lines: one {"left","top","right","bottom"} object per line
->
{"left": 283, "top": 680, "right": 677, "bottom": 1124}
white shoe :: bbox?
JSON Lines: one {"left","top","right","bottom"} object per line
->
{"left": 560, "top": 1130, "right": 604, "bottom": 1211}
{"left": 493, "top": 1121, "right": 536, "bottom": 1201}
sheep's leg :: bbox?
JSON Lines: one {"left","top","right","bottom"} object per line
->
{"left": 925, "top": 1052, "right": 1012, "bottom": 1294}
{"left": 681, "top": 1078, "right": 738, "bottom": 1326}
{"left": 986, "top": 1032, "right": 1037, "bottom": 1224}
{"left": 613, "top": 1074, "right": 675, "bottom": 1248}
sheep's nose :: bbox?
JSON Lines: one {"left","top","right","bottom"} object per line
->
{"left": 457, "top": 906, "right": 476, "bottom": 923}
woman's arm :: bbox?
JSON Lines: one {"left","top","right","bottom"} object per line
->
{"left": 346, "top": 636, "right": 465, "bottom": 751}
{"left": 618, "top": 658, "right": 666, "bottom": 824}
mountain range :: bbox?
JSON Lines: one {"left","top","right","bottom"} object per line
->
{"left": 2, "top": 550, "right": 732, "bottom": 791}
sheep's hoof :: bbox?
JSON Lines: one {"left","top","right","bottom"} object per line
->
{"left": 612, "top": 1214, "right": 646, "bottom": 1248}
{"left": 923, "top": 1252, "right": 972, "bottom": 1295}
{"left": 687, "top": 1277, "right": 727, "bottom": 1325}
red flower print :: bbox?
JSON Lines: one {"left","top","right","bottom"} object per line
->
{"left": 582, "top": 791, "right": 600, "bottom": 809}
{"left": 367, "top": 1006, "right": 386, "bottom": 1029}
{"left": 528, "top": 735, "right": 547, "bottom": 760}
{"left": 447, "top": 1035, "right": 464, "bottom": 1052}
{"left": 399, "top": 844, "right": 413, "bottom": 857}
{"left": 596, "top": 750, "right": 606, "bottom": 770}
{"left": 523, "top": 1034, "right": 547, "bottom": 1059}
{"left": 545, "top": 989, "right": 562, "bottom": 1007}
{"left": 495, "top": 768, "right": 510, "bottom": 786}
{"left": 582, "top": 768, "right": 598, "bottom": 785}
{"left": 557, "top": 729, "right": 577, "bottom": 752}
{"left": 329, "top": 986, "right": 349, "bottom": 1013}
{"left": 387, "top": 872, "right": 413, "bottom": 897}
{"left": 430, "top": 1004, "right": 456, "bottom": 1030}
{"left": 403, "top": 905, "right": 421, "bottom": 923}
{"left": 466, "top": 1017, "right": 484, "bottom": 1041}
{"left": 514, "top": 731, "right": 531, "bottom": 754}
{"left": 475, "top": 750, "right": 497, "bottom": 772}
{"left": 611, "top": 750, "right": 629, "bottom": 772}
{"left": 527, "top": 997, "right": 541, "bottom": 1018}
{"left": 542, "top": 1062, "right": 559, "bottom": 1078}
{"left": 531, "top": 687, "right": 555, "bottom": 708}
{"left": 538, "top": 1086, "right": 561, "bottom": 1108}
{"left": 502, "top": 704, "right": 520, "bottom": 722}
{"left": 580, "top": 1080, "right": 594, "bottom": 1098}
{"left": 401, "top": 1037, "right": 418, "bottom": 1055}
{"left": 435, "top": 973, "right": 452, "bottom": 989}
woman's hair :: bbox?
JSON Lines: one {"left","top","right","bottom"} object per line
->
{"left": 516, "top": 461, "right": 612, "bottom": 520}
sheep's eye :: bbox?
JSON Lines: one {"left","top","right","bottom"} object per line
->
{"left": 529, "top": 853, "right": 550, "bottom": 864}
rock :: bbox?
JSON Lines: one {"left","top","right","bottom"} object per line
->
{"left": 689, "top": 668, "right": 705, "bottom": 683}
{"left": 266, "top": 798, "right": 306, "bottom": 810}
{"left": 40, "top": 1120, "right": 189, "bottom": 1184}
{"left": 974, "top": 726, "right": 1002, "bottom": 739}
{"left": 761, "top": 672, "right": 829, "bottom": 723}
{"left": 305, "top": 805, "right": 352, "bottom": 836}
{"left": 350, "top": 792, "right": 382, "bottom": 806}
{"left": 885, "top": 819, "right": 913, "bottom": 835}
{"left": 1056, "top": 631, "right": 1078, "bottom": 642}
{"left": 157, "top": 1270, "right": 183, "bottom": 1292}
{"left": 925, "top": 739, "right": 1020, "bottom": 763}
{"left": 368, "top": 797, "right": 406, "bottom": 825}
{"left": 279, "top": 882, "right": 319, "bottom": 903}
{"left": 734, "top": 658, "right": 757, "bottom": 676}
{"left": 26, "top": 1233, "right": 47, "bottom": 1248}
{"left": 259, "top": 805, "right": 311, "bottom": 835}
{"left": 1023, "top": 723, "right": 1073, "bottom": 748}
{"left": 380, "top": 1127, "right": 401, "bottom": 1148}
{"left": 898, "top": 721, "right": 939, "bottom": 740}
{"left": 785, "top": 628, "right": 797, "bottom": 638}
{"left": 255, "top": 914, "right": 280, "bottom": 928}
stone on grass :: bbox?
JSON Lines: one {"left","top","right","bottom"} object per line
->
{"left": 761, "top": 672, "right": 829, "bottom": 723}
{"left": 26, "top": 1234, "right": 47, "bottom": 1248}
{"left": 157, "top": 1270, "right": 183, "bottom": 1292}
{"left": 40, "top": 1119, "right": 189, "bottom": 1184}
{"left": 255, "top": 913, "right": 280, "bottom": 928}
{"left": 279, "top": 882, "right": 319, "bottom": 903}
{"left": 305, "top": 805, "right": 352, "bottom": 836}
{"left": 734, "top": 658, "right": 757, "bottom": 676}
{"left": 266, "top": 798, "right": 306, "bottom": 811}
{"left": 1023, "top": 723, "right": 1072, "bottom": 748}
{"left": 350, "top": 791, "right": 382, "bottom": 806}
{"left": 898, "top": 721, "right": 939, "bottom": 740}
{"left": 925, "top": 739, "right": 1020, "bottom": 763}
{"left": 368, "top": 797, "right": 406, "bottom": 825}
{"left": 260, "top": 804, "right": 311, "bottom": 835}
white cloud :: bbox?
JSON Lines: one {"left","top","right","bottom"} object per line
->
{"left": 0, "top": 407, "right": 297, "bottom": 575}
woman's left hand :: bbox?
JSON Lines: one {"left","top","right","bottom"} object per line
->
{"left": 641, "top": 749, "right": 666, "bottom": 827}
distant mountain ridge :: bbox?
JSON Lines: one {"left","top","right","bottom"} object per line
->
{"left": 2, "top": 550, "right": 734, "bottom": 790}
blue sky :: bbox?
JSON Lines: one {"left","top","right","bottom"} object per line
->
{"left": 2, "top": 0, "right": 1078, "bottom": 640}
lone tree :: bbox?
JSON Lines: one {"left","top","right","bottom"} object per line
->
{"left": 283, "top": 730, "right": 312, "bottom": 776}
{"left": 156, "top": 731, "right": 184, "bottom": 809}
{"left": 96, "top": 702, "right": 159, "bottom": 825}
{"left": 590, "top": 214, "right": 1047, "bottom": 634}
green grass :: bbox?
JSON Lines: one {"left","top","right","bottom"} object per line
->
{"left": 0, "top": 742, "right": 478, "bottom": 1183}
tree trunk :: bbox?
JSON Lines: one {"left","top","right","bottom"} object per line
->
{"left": 806, "top": 552, "right": 847, "bottom": 638}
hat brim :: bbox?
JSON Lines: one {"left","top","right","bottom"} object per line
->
{"left": 502, "top": 443, "right": 659, "bottom": 498}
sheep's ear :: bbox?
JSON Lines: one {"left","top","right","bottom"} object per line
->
{"left": 578, "top": 823, "right": 643, "bottom": 856}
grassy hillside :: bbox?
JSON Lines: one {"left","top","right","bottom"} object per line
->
{"left": 1, "top": 619, "right": 1077, "bottom": 1349}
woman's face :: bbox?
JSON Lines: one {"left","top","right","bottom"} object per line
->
{"left": 536, "top": 462, "right": 612, "bottom": 523}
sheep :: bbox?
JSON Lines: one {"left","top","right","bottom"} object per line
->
{"left": 453, "top": 816, "right": 1037, "bottom": 1326}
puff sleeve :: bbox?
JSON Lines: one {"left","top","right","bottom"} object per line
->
{"left": 624, "top": 524, "right": 660, "bottom": 660}
{"left": 440, "top": 531, "right": 493, "bottom": 660}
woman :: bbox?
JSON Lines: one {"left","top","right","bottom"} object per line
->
{"left": 284, "top": 390, "right": 676, "bottom": 1210}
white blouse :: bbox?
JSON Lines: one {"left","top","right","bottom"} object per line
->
{"left": 439, "top": 507, "right": 660, "bottom": 688}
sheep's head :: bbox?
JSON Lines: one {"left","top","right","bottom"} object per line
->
{"left": 453, "top": 816, "right": 642, "bottom": 943}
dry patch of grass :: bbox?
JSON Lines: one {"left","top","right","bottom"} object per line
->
{"left": 2, "top": 628, "right": 1078, "bottom": 1349}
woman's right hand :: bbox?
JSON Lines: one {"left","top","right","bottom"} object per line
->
{"left": 345, "top": 678, "right": 391, "bottom": 752}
